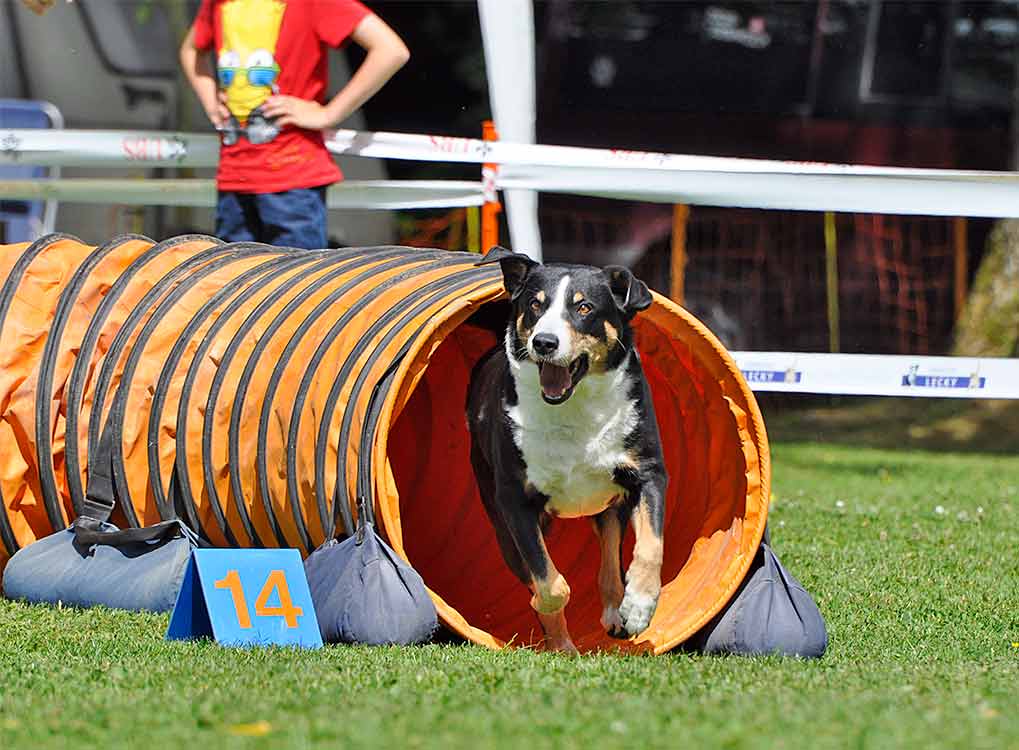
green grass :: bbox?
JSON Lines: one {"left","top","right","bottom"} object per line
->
{"left": 3, "top": 439, "right": 1019, "bottom": 749}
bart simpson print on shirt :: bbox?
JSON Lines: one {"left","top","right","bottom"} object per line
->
{"left": 218, "top": 0, "right": 286, "bottom": 123}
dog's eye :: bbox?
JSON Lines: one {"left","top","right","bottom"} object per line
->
{"left": 576, "top": 302, "right": 593, "bottom": 317}
{"left": 529, "top": 299, "right": 542, "bottom": 314}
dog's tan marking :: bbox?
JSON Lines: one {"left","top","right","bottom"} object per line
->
{"left": 530, "top": 568, "right": 570, "bottom": 614}
{"left": 516, "top": 314, "right": 531, "bottom": 340}
{"left": 627, "top": 503, "right": 664, "bottom": 598}
{"left": 535, "top": 290, "right": 546, "bottom": 303}
{"left": 572, "top": 291, "right": 585, "bottom": 304}
{"left": 567, "top": 329, "right": 614, "bottom": 372}
{"left": 529, "top": 533, "right": 570, "bottom": 615}
{"left": 536, "top": 609, "right": 578, "bottom": 653}
{"left": 592, "top": 515, "right": 624, "bottom": 612}
{"left": 604, "top": 320, "right": 619, "bottom": 345}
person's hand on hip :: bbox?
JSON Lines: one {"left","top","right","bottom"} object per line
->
{"left": 261, "top": 96, "right": 336, "bottom": 131}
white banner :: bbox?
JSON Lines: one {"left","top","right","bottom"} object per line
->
{"left": 730, "top": 351, "right": 1019, "bottom": 399}
{"left": 0, "top": 179, "right": 485, "bottom": 209}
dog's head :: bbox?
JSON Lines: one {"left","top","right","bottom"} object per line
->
{"left": 478, "top": 245, "right": 652, "bottom": 405}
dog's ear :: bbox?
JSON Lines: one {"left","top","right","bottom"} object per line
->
{"left": 476, "top": 245, "right": 539, "bottom": 299}
{"left": 602, "top": 265, "right": 652, "bottom": 318}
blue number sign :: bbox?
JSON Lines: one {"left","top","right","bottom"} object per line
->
{"left": 166, "top": 548, "right": 323, "bottom": 648}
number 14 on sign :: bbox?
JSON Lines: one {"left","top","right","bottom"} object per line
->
{"left": 166, "top": 549, "right": 323, "bottom": 648}
{"left": 215, "top": 569, "right": 302, "bottom": 629}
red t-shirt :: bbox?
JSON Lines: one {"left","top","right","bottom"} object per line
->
{"left": 192, "top": 0, "right": 370, "bottom": 193}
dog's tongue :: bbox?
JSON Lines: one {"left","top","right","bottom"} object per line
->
{"left": 540, "top": 363, "right": 572, "bottom": 399}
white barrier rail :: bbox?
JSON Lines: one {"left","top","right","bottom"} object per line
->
{"left": 0, "top": 130, "right": 219, "bottom": 168}
{"left": 0, "top": 179, "right": 485, "bottom": 210}
{"left": 6, "top": 128, "right": 1019, "bottom": 217}
{"left": 730, "top": 352, "right": 1019, "bottom": 399}
{"left": 496, "top": 165, "right": 1019, "bottom": 218}
{"left": 330, "top": 130, "right": 1019, "bottom": 218}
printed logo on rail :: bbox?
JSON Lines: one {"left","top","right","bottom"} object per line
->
{"left": 0, "top": 131, "right": 22, "bottom": 160}
{"left": 900, "top": 364, "right": 986, "bottom": 390}
{"left": 740, "top": 367, "right": 802, "bottom": 385}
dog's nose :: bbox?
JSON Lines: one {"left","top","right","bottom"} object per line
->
{"left": 532, "top": 333, "right": 559, "bottom": 357}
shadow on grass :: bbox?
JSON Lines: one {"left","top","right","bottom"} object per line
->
{"left": 759, "top": 394, "right": 1019, "bottom": 455}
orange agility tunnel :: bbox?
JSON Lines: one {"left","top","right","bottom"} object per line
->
{"left": 0, "top": 233, "right": 769, "bottom": 654}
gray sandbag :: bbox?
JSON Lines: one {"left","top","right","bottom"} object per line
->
{"left": 685, "top": 532, "right": 828, "bottom": 658}
{"left": 2, "top": 517, "right": 197, "bottom": 613}
{"left": 304, "top": 520, "right": 438, "bottom": 646}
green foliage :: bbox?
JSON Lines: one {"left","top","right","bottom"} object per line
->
{"left": 1, "top": 442, "right": 1018, "bottom": 749}
{"left": 954, "top": 217, "right": 1019, "bottom": 358}
{"left": 134, "top": 1, "right": 152, "bottom": 26}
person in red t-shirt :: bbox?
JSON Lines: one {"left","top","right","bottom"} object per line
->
{"left": 180, "top": 0, "right": 408, "bottom": 248}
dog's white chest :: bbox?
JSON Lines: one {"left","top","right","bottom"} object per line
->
{"left": 506, "top": 364, "right": 638, "bottom": 518}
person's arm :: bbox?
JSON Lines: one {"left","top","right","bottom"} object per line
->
{"left": 179, "top": 25, "right": 229, "bottom": 129}
{"left": 260, "top": 13, "right": 409, "bottom": 131}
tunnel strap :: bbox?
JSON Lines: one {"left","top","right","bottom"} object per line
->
{"left": 34, "top": 235, "right": 152, "bottom": 538}
{"left": 77, "top": 418, "right": 197, "bottom": 548}
{"left": 75, "top": 435, "right": 199, "bottom": 549}
{"left": 85, "top": 244, "right": 268, "bottom": 529}
{"left": 82, "top": 422, "right": 116, "bottom": 523}
{"left": 82, "top": 242, "right": 242, "bottom": 511}
{"left": 72, "top": 515, "right": 199, "bottom": 547}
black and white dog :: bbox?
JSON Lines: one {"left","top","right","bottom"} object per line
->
{"left": 467, "top": 246, "right": 668, "bottom": 652}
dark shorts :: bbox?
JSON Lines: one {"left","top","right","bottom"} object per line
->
{"left": 216, "top": 186, "right": 328, "bottom": 249}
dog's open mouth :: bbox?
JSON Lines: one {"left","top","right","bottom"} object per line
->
{"left": 537, "top": 354, "right": 588, "bottom": 404}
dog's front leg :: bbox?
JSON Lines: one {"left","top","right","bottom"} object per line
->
{"left": 618, "top": 476, "right": 666, "bottom": 637}
{"left": 592, "top": 506, "right": 627, "bottom": 638}
{"left": 498, "top": 493, "right": 576, "bottom": 653}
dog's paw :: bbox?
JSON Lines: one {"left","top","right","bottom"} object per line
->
{"left": 601, "top": 606, "right": 628, "bottom": 639}
{"left": 617, "top": 586, "right": 658, "bottom": 636}
{"left": 543, "top": 635, "right": 580, "bottom": 654}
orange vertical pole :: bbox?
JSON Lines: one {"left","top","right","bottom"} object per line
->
{"left": 481, "top": 120, "right": 502, "bottom": 252}
{"left": 953, "top": 216, "right": 968, "bottom": 321}
{"left": 670, "top": 204, "right": 689, "bottom": 305}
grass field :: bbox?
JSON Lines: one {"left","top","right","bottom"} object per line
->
{"left": 2, "top": 401, "right": 1019, "bottom": 749}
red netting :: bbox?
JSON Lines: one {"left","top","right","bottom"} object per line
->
{"left": 399, "top": 208, "right": 471, "bottom": 251}
{"left": 538, "top": 201, "right": 963, "bottom": 355}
